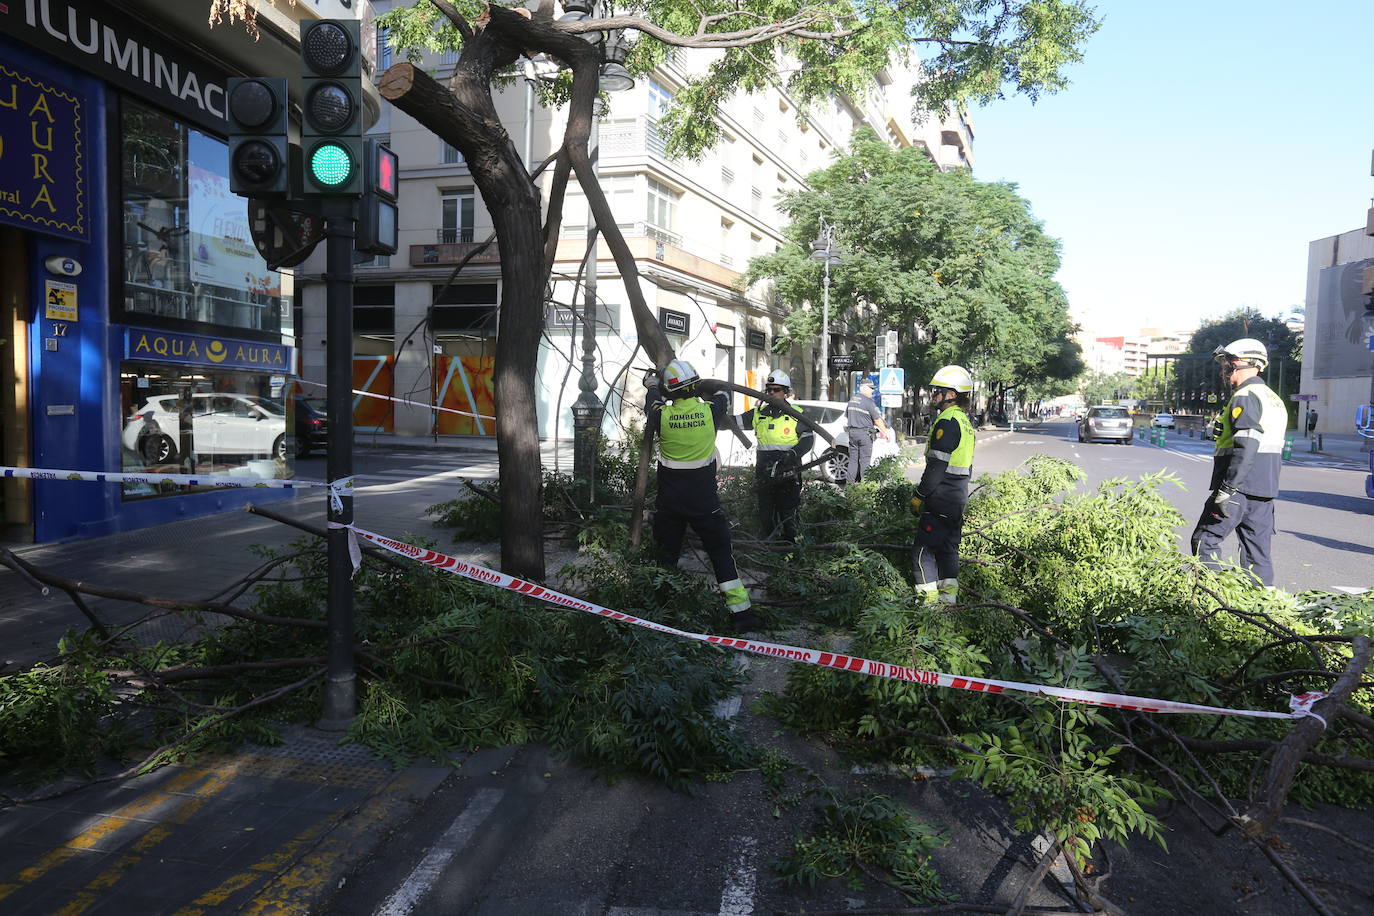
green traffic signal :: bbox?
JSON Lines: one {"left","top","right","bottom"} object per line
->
{"left": 309, "top": 142, "right": 355, "bottom": 189}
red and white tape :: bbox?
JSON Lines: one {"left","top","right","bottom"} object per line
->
{"left": 346, "top": 524, "right": 1304, "bottom": 722}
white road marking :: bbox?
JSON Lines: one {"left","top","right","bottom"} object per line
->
{"left": 719, "top": 835, "right": 758, "bottom": 916}
{"left": 374, "top": 787, "right": 505, "bottom": 916}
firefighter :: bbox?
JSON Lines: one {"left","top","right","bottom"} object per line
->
{"left": 1190, "top": 338, "right": 1287, "bottom": 586}
{"left": 909, "top": 365, "right": 976, "bottom": 604}
{"left": 646, "top": 359, "right": 761, "bottom": 632}
{"left": 737, "top": 369, "right": 814, "bottom": 542}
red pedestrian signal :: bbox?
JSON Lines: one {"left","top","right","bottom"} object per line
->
{"left": 356, "top": 139, "right": 398, "bottom": 256}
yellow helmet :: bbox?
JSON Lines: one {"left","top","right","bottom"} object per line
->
{"left": 929, "top": 365, "right": 973, "bottom": 393}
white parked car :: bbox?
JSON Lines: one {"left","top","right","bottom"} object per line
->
{"left": 122, "top": 393, "right": 288, "bottom": 463}
{"left": 716, "top": 399, "right": 899, "bottom": 482}
{"left": 1151, "top": 413, "right": 1176, "bottom": 429}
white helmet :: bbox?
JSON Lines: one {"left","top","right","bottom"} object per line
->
{"left": 765, "top": 369, "right": 792, "bottom": 390}
{"left": 660, "top": 359, "right": 700, "bottom": 394}
{"left": 1214, "top": 338, "right": 1268, "bottom": 370}
{"left": 929, "top": 365, "right": 973, "bottom": 393}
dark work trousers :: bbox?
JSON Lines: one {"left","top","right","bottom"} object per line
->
{"left": 653, "top": 463, "right": 740, "bottom": 583}
{"left": 846, "top": 430, "right": 875, "bottom": 484}
{"left": 1190, "top": 492, "right": 1276, "bottom": 586}
{"left": 912, "top": 507, "right": 964, "bottom": 586}
{"left": 756, "top": 453, "right": 801, "bottom": 542}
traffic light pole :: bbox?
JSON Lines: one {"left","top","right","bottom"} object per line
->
{"left": 318, "top": 203, "right": 357, "bottom": 730}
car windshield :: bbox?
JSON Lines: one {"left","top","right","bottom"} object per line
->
{"left": 1091, "top": 407, "right": 1128, "bottom": 418}
{"left": 796, "top": 404, "right": 843, "bottom": 425}
{"left": 243, "top": 397, "right": 286, "bottom": 416}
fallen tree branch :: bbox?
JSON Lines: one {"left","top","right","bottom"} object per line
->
{"left": 1235, "top": 635, "right": 1372, "bottom": 838}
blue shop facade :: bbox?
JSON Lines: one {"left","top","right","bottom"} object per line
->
{"left": 1, "top": 0, "right": 298, "bottom": 544}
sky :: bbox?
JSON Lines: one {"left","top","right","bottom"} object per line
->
{"left": 967, "top": 0, "right": 1373, "bottom": 338}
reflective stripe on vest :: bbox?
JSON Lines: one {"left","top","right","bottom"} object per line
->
{"left": 659, "top": 397, "right": 717, "bottom": 468}
{"left": 1215, "top": 383, "right": 1286, "bottom": 455}
{"left": 754, "top": 406, "right": 800, "bottom": 450}
{"left": 925, "top": 405, "right": 974, "bottom": 476}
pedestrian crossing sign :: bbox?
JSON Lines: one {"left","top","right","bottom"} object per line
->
{"left": 879, "top": 367, "right": 904, "bottom": 395}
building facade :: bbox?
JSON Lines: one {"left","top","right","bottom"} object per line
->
{"left": 0, "top": 0, "right": 378, "bottom": 544}
{"left": 1301, "top": 227, "right": 1374, "bottom": 435}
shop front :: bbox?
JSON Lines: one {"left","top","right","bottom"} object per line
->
{"left": 1, "top": 2, "right": 298, "bottom": 543}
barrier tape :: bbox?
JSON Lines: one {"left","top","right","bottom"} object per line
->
{"left": 345, "top": 524, "right": 1302, "bottom": 721}
{"left": 0, "top": 466, "right": 355, "bottom": 512}
{"left": 296, "top": 378, "right": 496, "bottom": 422}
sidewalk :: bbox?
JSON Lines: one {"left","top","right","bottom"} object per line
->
{"left": 0, "top": 434, "right": 560, "bottom": 916}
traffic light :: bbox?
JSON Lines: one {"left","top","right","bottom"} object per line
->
{"left": 356, "top": 139, "right": 398, "bottom": 256}
{"left": 226, "top": 77, "right": 289, "bottom": 196}
{"left": 299, "top": 19, "right": 363, "bottom": 196}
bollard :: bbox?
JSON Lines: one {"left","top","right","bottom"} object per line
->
{"left": 1309, "top": 435, "right": 1318, "bottom": 453}
{"left": 1282, "top": 433, "right": 1293, "bottom": 461}
{"left": 1318, "top": 433, "right": 1324, "bottom": 451}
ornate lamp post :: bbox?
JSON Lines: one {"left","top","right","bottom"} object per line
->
{"left": 809, "top": 217, "right": 841, "bottom": 399}
{"left": 561, "top": 0, "right": 635, "bottom": 500}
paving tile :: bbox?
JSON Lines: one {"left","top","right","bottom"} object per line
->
{"left": 17, "top": 812, "right": 156, "bottom": 853}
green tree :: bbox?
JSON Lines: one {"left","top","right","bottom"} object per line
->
{"left": 228, "top": 0, "right": 1099, "bottom": 579}
{"left": 1186, "top": 308, "right": 1301, "bottom": 421}
{"left": 1079, "top": 370, "right": 1135, "bottom": 406}
{"left": 746, "top": 128, "right": 1081, "bottom": 402}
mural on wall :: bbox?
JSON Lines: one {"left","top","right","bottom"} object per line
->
{"left": 434, "top": 356, "right": 496, "bottom": 436}
{"left": 352, "top": 355, "right": 394, "bottom": 432}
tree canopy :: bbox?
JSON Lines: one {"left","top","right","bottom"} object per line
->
{"left": 746, "top": 127, "right": 1081, "bottom": 396}
{"left": 1183, "top": 307, "right": 1302, "bottom": 411}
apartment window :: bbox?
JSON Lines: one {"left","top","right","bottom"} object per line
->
{"left": 750, "top": 233, "right": 762, "bottom": 258}
{"left": 648, "top": 79, "right": 673, "bottom": 120}
{"left": 441, "top": 140, "right": 463, "bottom": 165}
{"left": 750, "top": 187, "right": 762, "bottom": 215}
{"left": 376, "top": 28, "right": 393, "bottom": 71}
{"left": 438, "top": 48, "right": 460, "bottom": 69}
{"left": 564, "top": 176, "right": 635, "bottom": 236}
{"left": 441, "top": 191, "right": 475, "bottom": 243}
{"left": 719, "top": 218, "right": 734, "bottom": 267}
{"left": 646, "top": 177, "right": 679, "bottom": 232}
{"left": 721, "top": 166, "right": 735, "bottom": 192}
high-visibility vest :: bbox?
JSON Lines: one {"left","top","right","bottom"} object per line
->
{"left": 1214, "top": 378, "right": 1286, "bottom": 496}
{"left": 658, "top": 397, "right": 717, "bottom": 468}
{"left": 753, "top": 404, "right": 801, "bottom": 452}
{"left": 925, "top": 405, "right": 974, "bottom": 476}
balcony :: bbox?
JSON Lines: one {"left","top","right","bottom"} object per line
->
{"left": 410, "top": 228, "right": 497, "bottom": 268}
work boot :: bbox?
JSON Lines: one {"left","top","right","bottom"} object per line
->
{"left": 729, "top": 608, "right": 765, "bottom": 634}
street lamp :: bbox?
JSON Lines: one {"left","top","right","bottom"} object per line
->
{"left": 809, "top": 217, "right": 841, "bottom": 399}
{"left": 562, "top": 0, "right": 636, "bottom": 500}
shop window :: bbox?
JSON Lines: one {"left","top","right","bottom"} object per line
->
{"left": 119, "top": 365, "right": 293, "bottom": 500}
{"left": 118, "top": 99, "right": 287, "bottom": 337}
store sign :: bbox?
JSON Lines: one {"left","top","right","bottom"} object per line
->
{"left": 745, "top": 329, "right": 766, "bottom": 350}
{"left": 2, "top": 0, "right": 229, "bottom": 131}
{"left": 124, "top": 327, "right": 291, "bottom": 371}
{"left": 658, "top": 308, "right": 689, "bottom": 336}
{"left": 0, "top": 61, "right": 87, "bottom": 240}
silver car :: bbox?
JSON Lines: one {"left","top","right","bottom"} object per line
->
{"left": 122, "top": 393, "right": 288, "bottom": 463}
{"left": 1078, "top": 405, "right": 1133, "bottom": 444}
{"left": 717, "top": 399, "right": 899, "bottom": 482}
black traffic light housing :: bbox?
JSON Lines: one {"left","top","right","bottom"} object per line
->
{"left": 356, "top": 139, "right": 399, "bottom": 256}
{"left": 299, "top": 18, "right": 363, "bottom": 196}
{"left": 226, "top": 77, "right": 290, "bottom": 196}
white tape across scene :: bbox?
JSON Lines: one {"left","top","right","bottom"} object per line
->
{"left": 345, "top": 524, "right": 1311, "bottom": 722}
{"left": 0, "top": 466, "right": 356, "bottom": 512}
{"left": 296, "top": 379, "right": 496, "bottom": 422}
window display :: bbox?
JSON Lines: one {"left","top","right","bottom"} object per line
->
{"left": 119, "top": 364, "right": 293, "bottom": 500}
{"left": 119, "top": 99, "right": 289, "bottom": 336}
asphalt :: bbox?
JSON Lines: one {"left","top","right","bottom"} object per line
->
{"left": 0, "top": 425, "right": 1368, "bottom": 915}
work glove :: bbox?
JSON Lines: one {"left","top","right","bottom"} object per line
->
{"left": 909, "top": 493, "right": 926, "bottom": 517}
{"left": 1206, "top": 487, "right": 1234, "bottom": 519}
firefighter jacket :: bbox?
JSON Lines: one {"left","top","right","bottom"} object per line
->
{"left": 738, "top": 401, "right": 813, "bottom": 464}
{"left": 1211, "top": 376, "right": 1286, "bottom": 498}
{"left": 647, "top": 388, "right": 728, "bottom": 469}
{"left": 916, "top": 403, "right": 975, "bottom": 509}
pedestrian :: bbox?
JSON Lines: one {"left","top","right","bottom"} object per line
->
{"left": 1190, "top": 338, "right": 1287, "bottom": 587}
{"left": 909, "top": 365, "right": 976, "bottom": 604}
{"left": 736, "top": 369, "right": 813, "bottom": 542}
{"left": 645, "top": 359, "right": 761, "bottom": 632}
{"left": 1307, "top": 409, "right": 1318, "bottom": 434}
{"left": 844, "top": 380, "right": 891, "bottom": 484}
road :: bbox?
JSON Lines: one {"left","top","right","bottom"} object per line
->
{"left": 304, "top": 427, "right": 1372, "bottom": 916}
{"left": 972, "top": 418, "right": 1372, "bottom": 594}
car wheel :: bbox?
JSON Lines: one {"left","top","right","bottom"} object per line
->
{"left": 143, "top": 435, "right": 176, "bottom": 464}
{"left": 1077, "top": 431, "right": 1085, "bottom": 442}
{"left": 295, "top": 435, "right": 312, "bottom": 458}
{"left": 822, "top": 448, "right": 847, "bottom": 483}
{"left": 273, "top": 434, "right": 288, "bottom": 462}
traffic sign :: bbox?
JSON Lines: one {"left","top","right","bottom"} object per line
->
{"left": 878, "top": 366, "right": 904, "bottom": 395}
{"left": 881, "top": 394, "right": 902, "bottom": 408}
{"left": 1290, "top": 393, "right": 1318, "bottom": 401}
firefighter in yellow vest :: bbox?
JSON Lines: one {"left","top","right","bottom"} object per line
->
{"left": 736, "top": 369, "right": 814, "bottom": 542}
{"left": 645, "top": 359, "right": 761, "bottom": 632}
{"left": 1191, "top": 338, "right": 1287, "bottom": 586}
{"left": 909, "top": 365, "right": 976, "bottom": 604}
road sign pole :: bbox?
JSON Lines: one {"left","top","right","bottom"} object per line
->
{"left": 319, "top": 201, "right": 356, "bottom": 731}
